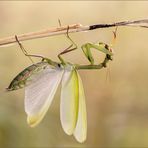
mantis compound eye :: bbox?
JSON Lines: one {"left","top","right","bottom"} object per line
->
{"left": 106, "top": 54, "right": 113, "bottom": 61}
{"left": 104, "top": 44, "right": 109, "bottom": 49}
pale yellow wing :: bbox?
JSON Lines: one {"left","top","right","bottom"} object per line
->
{"left": 73, "top": 71, "right": 87, "bottom": 143}
{"left": 60, "top": 66, "right": 79, "bottom": 135}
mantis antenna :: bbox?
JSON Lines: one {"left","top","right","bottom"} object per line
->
{"left": 106, "top": 27, "right": 118, "bottom": 82}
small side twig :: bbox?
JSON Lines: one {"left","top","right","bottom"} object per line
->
{"left": 0, "top": 19, "right": 148, "bottom": 47}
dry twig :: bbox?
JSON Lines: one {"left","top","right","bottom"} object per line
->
{"left": 0, "top": 19, "right": 148, "bottom": 47}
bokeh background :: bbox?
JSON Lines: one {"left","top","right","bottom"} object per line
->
{"left": 0, "top": 1, "right": 148, "bottom": 147}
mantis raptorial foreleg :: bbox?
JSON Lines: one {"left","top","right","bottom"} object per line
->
{"left": 81, "top": 27, "right": 117, "bottom": 66}
{"left": 81, "top": 42, "right": 113, "bottom": 66}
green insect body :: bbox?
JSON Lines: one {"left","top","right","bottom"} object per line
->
{"left": 7, "top": 41, "right": 113, "bottom": 91}
{"left": 7, "top": 61, "right": 50, "bottom": 91}
{"left": 6, "top": 38, "right": 114, "bottom": 143}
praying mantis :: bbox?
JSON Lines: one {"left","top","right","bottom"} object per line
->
{"left": 6, "top": 26, "right": 114, "bottom": 143}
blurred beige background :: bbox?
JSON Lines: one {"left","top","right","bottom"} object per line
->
{"left": 0, "top": 1, "right": 148, "bottom": 147}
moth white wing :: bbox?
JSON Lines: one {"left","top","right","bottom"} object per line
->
{"left": 74, "top": 72, "right": 87, "bottom": 143}
{"left": 60, "top": 67, "right": 79, "bottom": 135}
{"left": 25, "top": 66, "right": 64, "bottom": 127}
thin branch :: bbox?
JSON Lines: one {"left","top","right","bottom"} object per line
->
{"left": 0, "top": 19, "right": 148, "bottom": 47}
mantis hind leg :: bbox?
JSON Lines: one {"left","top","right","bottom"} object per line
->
{"left": 15, "top": 35, "right": 35, "bottom": 63}
{"left": 15, "top": 35, "right": 55, "bottom": 64}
